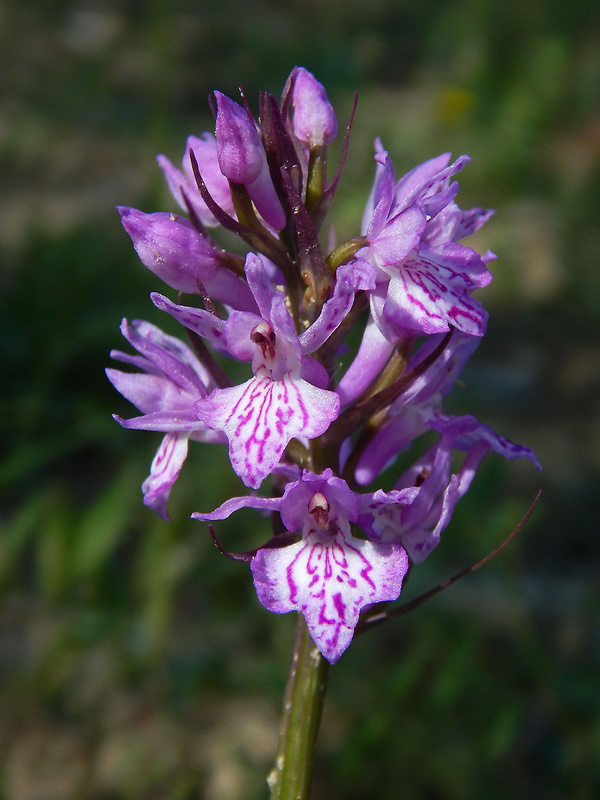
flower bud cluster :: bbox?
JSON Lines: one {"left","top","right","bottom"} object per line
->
{"left": 110, "top": 66, "right": 540, "bottom": 663}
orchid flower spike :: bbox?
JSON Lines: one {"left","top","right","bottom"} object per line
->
{"left": 110, "top": 65, "right": 540, "bottom": 662}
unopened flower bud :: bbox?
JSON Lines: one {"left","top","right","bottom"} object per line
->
{"left": 215, "top": 92, "right": 265, "bottom": 184}
{"left": 119, "top": 207, "right": 218, "bottom": 290}
{"left": 215, "top": 92, "right": 286, "bottom": 230}
{"left": 118, "top": 207, "right": 255, "bottom": 309}
{"left": 291, "top": 67, "right": 337, "bottom": 147}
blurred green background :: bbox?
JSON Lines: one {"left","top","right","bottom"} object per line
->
{"left": 1, "top": 0, "right": 599, "bottom": 798}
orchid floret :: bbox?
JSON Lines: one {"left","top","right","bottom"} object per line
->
{"left": 107, "top": 319, "right": 225, "bottom": 519}
{"left": 195, "top": 469, "right": 414, "bottom": 663}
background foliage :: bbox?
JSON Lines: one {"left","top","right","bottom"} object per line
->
{"left": 1, "top": 0, "right": 599, "bottom": 797}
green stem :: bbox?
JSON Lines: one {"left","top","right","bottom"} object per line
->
{"left": 306, "top": 146, "right": 326, "bottom": 211}
{"left": 269, "top": 615, "right": 330, "bottom": 800}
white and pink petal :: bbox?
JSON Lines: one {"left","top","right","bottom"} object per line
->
{"left": 251, "top": 528, "right": 409, "bottom": 663}
{"left": 384, "top": 253, "right": 489, "bottom": 337}
{"left": 142, "top": 432, "right": 190, "bottom": 520}
{"left": 195, "top": 375, "right": 339, "bottom": 489}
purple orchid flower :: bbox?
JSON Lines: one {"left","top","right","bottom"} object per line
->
{"left": 354, "top": 331, "right": 540, "bottom": 486}
{"left": 152, "top": 253, "right": 372, "bottom": 489}
{"left": 111, "top": 66, "right": 541, "bottom": 671}
{"left": 356, "top": 144, "right": 493, "bottom": 340}
{"left": 358, "top": 407, "right": 540, "bottom": 563}
{"left": 358, "top": 433, "right": 486, "bottom": 564}
{"left": 106, "top": 319, "right": 225, "bottom": 519}
{"left": 193, "top": 468, "right": 416, "bottom": 663}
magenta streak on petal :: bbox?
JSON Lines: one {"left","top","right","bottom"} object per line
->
{"left": 225, "top": 380, "right": 260, "bottom": 433}
{"left": 241, "top": 381, "right": 273, "bottom": 462}
{"left": 219, "top": 380, "right": 270, "bottom": 483}
{"left": 343, "top": 537, "right": 377, "bottom": 593}
{"left": 306, "top": 543, "right": 323, "bottom": 589}
{"left": 405, "top": 255, "right": 472, "bottom": 291}
{"left": 323, "top": 546, "right": 333, "bottom": 580}
{"left": 404, "top": 263, "right": 447, "bottom": 298}
{"left": 275, "top": 380, "right": 291, "bottom": 435}
{"left": 447, "top": 303, "right": 484, "bottom": 329}
{"left": 388, "top": 254, "right": 488, "bottom": 334}
{"left": 404, "top": 295, "right": 441, "bottom": 323}
{"left": 293, "top": 380, "right": 310, "bottom": 428}
{"left": 399, "top": 273, "right": 445, "bottom": 319}
{"left": 331, "top": 538, "right": 347, "bottom": 570}
{"left": 333, "top": 592, "right": 347, "bottom": 623}
{"left": 447, "top": 298, "right": 485, "bottom": 329}
{"left": 286, "top": 541, "right": 311, "bottom": 602}
{"left": 153, "top": 433, "right": 177, "bottom": 474}
{"left": 318, "top": 598, "right": 336, "bottom": 626}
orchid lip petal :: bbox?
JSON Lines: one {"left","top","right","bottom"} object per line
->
{"left": 382, "top": 251, "right": 490, "bottom": 338}
{"left": 195, "top": 375, "right": 339, "bottom": 489}
{"left": 200, "top": 469, "right": 411, "bottom": 662}
{"left": 251, "top": 528, "right": 409, "bottom": 663}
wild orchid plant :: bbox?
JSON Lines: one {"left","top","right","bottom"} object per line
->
{"left": 108, "top": 67, "right": 540, "bottom": 798}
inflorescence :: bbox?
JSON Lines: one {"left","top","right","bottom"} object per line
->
{"left": 108, "top": 67, "right": 540, "bottom": 663}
